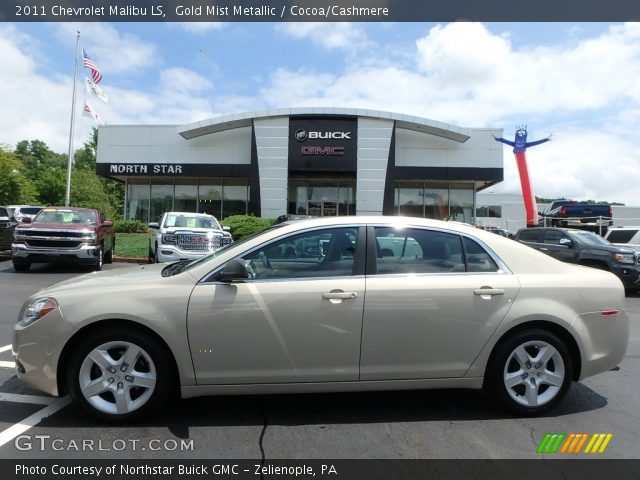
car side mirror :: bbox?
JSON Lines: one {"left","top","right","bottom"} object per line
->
{"left": 149, "top": 222, "right": 160, "bottom": 229}
{"left": 222, "top": 226, "right": 231, "bottom": 232}
{"left": 559, "top": 238, "right": 572, "bottom": 247}
{"left": 102, "top": 220, "right": 113, "bottom": 227}
{"left": 217, "top": 258, "right": 250, "bottom": 283}
{"left": 22, "top": 217, "right": 31, "bottom": 224}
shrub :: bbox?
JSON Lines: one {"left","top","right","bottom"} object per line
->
{"left": 114, "top": 219, "right": 148, "bottom": 234}
{"left": 221, "top": 215, "right": 274, "bottom": 240}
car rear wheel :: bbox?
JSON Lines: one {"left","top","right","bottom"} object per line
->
{"left": 13, "top": 263, "right": 30, "bottom": 272}
{"left": 67, "top": 329, "right": 174, "bottom": 422}
{"left": 485, "top": 329, "right": 573, "bottom": 416}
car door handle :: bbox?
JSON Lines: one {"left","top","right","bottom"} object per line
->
{"left": 474, "top": 288, "right": 505, "bottom": 296}
{"left": 322, "top": 291, "right": 358, "bottom": 300}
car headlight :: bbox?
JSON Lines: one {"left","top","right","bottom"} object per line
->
{"left": 19, "top": 298, "right": 58, "bottom": 327}
{"left": 614, "top": 253, "right": 635, "bottom": 264}
{"left": 81, "top": 231, "right": 97, "bottom": 241}
{"left": 162, "top": 233, "right": 176, "bottom": 244}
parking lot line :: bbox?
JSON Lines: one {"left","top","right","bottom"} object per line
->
{"left": 0, "top": 345, "right": 11, "bottom": 354}
{"left": 0, "top": 361, "right": 14, "bottom": 368}
{"left": 0, "top": 393, "right": 56, "bottom": 405}
{"left": 0, "top": 396, "right": 71, "bottom": 448}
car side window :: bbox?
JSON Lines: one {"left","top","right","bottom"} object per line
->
{"left": 374, "top": 227, "right": 465, "bottom": 274}
{"left": 241, "top": 227, "right": 358, "bottom": 280}
{"left": 462, "top": 237, "right": 500, "bottom": 273}
{"left": 518, "top": 229, "right": 540, "bottom": 242}
{"left": 543, "top": 230, "right": 569, "bottom": 245}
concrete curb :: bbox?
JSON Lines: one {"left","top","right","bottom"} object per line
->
{"left": 113, "top": 255, "right": 148, "bottom": 264}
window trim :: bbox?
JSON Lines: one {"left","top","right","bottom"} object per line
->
{"left": 200, "top": 225, "right": 367, "bottom": 284}
{"left": 365, "top": 224, "right": 511, "bottom": 276}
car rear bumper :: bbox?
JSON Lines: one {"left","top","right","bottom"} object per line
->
{"left": 12, "top": 243, "right": 100, "bottom": 264}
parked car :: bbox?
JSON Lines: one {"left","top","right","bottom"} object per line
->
{"left": 7, "top": 205, "right": 44, "bottom": 223}
{"left": 515, "top": 227, "right": 639, "bottom": 290}
{"left": 604, "top": 226, "right": 640, "bottom": 252}
{"left": 0, "top": 206, "right": 19, "bottom": 252}
{"left": 13, "top": 216, "right": 628, "bottom": 421}
{"left": 149, "top": 212, "right": 231, "bottom": 263}
{"left": 538, "top": 200, "right": 612, "bottom": 229}
{"left": 11, "top": 207, "right": 115, "bottom": 272}
{"left": 274, "top": 214, "right": 315, "bottom": 224}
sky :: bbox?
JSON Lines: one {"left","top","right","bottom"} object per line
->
{"left": 1, "top": 21, "right": 639, "bottom": 205}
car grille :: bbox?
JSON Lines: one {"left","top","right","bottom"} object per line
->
{"left": 176, "top": 233, "right": 221, "bottom": 251}
{"left": 19, "top": 230, "right": 86, "bottom": 238}
{"left": 26, "top": 240, "right": 83, "bottom": 248}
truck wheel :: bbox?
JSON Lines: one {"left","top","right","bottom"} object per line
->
{"left": 67, "top": 328, "right": 174, "bottom": 422}
{"left": 484, "top": 329, "right": 573, "bottom": 416}
{"left": 93, "top": 246, "right": 103, "bottom": 271}
{"left": 13, "top": 263, "right": 30, "bottom": 273}
{"left": 104, "top": 241, "right": 114, "bottom": 264}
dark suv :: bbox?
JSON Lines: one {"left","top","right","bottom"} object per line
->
{"left": 0, "top": 206, "right": 19, "bottom": 253}
{"left": 515, "top": 227, "right": 640, "bottom": 290}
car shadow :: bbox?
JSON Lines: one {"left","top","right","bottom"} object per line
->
{"left": 33, "top": 382, "right": 607, "bottom": 435}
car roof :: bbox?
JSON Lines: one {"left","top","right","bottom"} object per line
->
{"left": 165, "top": 212, "right": 216, "bottom": 218}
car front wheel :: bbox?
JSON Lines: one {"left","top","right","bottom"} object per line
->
{"left": 67, "top": 329, "right": 174, "bottom": 422}
{"left": 485, "top": 329, "right": 573, "bottom": 416}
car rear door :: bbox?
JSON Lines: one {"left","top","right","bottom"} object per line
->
{"left": 360, "top": 226, "right": 520, "bottom": 380}
{"left": 186, "top": 225, "right": 366, "bottom": 384}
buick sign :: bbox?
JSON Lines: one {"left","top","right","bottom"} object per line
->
{"left": 295, "top": 129, "right": 308, "bottom": 142}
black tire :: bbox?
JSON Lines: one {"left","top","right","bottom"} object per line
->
{"left": 67, "top": 327, "right": 175, "bottom": 423}
{"left": 484, "top": 329, "right": 573, "bottom": 416}
{"left": 13, "top": 263, "right": 30, "bottom": 272}
{"left": 148, "top": 243, "right": 154, "bottom": 264}
{"left": 104, "top": 241, "right": 114, "bottom": 264}
{"left": 92, "top": 246, "right": 103, "bottom": 271}
{"left": 154, "top": 244, "right": 159, "bottom": 264}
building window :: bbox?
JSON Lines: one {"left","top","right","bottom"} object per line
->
{"left": 394, "top": 181, "right": 475, "bottom": 222}
{"left": 222, "top": 179, "right": 249, "bottom": 218}
{"left": 127, "top": 180, "right": 150, "bottom": 222}
{"left": 175, "top": 181, "right": 197, "bottom": 213}
{"left": 476, "top": 206, "right": 502, "bottom": 218}
{"left": 198, "top": 180, "right": 223, "bottom": 218}
{"left": 150, "top": 181, "right": 174, "bottom": 223}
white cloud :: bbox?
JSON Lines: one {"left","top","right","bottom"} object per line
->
{"left": 55, "top": 23, "right": 160, "bottom": 75}
{"left": 278, "top": 23, "right": 368, "bottom": 51}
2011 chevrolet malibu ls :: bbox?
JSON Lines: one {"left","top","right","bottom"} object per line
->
{"left": 13, "top": 217, "right": 629, "bottom": 421}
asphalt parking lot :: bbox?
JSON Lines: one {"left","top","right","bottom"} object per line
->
{"left": 0, "top": 259, "right": 638, "bottom": 460}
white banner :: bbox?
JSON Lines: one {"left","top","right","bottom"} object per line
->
{"left": 83, "top": 101, "right": 104, "bottom": 125}
{"left": 85, "top": 77, "right": 108, "bottom": 102}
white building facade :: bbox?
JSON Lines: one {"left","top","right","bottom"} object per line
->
{"left": 96, "top": 108, "right": 504, "bottom": 222}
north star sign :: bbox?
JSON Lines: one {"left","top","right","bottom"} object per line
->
{"left": 108, "top": 164, "right": 184, "bottom": 174}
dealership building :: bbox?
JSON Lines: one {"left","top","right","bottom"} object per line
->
{"left": 96, "top": 107, "right": 504, "bottom": 223}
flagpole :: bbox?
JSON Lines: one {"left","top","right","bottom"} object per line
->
{"left": 64, "top": 31, "right": 80, "bottom": 207}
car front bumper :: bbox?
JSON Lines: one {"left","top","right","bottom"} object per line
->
{"left": 610, "top": 264, "right": 640, "bottom": 288}
{"left": 12, "top": 243, "right": 100, "bottom": 264}
{"left": 156, "top": 245, "right": 213, "bottom": 263}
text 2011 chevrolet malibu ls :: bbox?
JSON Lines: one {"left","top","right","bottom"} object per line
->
{"left": 13, "top": 217, "right": 629, "bottom": 421}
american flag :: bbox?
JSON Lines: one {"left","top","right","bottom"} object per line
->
{"left": 82, "top": 48, "right": 102, "bottom": 84}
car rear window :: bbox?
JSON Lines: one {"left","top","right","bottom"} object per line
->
{"left": 607, "top": 229, "right": 639, "bottom": 243}
{"left": 21, "top": 207, "right": 42, "bottom": 215}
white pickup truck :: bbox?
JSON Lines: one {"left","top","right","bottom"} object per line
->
{"left": 148, "top": 212, "right": 232, "bottom": 263}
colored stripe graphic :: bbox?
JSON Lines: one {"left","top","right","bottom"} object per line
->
{"left": 538, "top": 433, "right": 613, "bottom": 454}
{"left": 537, "top": 433, "right": 566, "bottom": 453}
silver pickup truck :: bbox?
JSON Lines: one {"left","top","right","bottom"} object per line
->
{"left": 148, "top": 212, "right": 232, "bottom": 263}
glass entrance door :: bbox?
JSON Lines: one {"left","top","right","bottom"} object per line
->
{"left": 289, "top": 179, "right": 355, "bottom": 216}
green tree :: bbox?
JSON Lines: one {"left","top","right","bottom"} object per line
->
{"left": 0, "top": 148, "right": 38, "bottom": 205}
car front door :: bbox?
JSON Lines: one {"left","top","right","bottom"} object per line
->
{"left": 187, "top": 226, "right": 366, "bottom": 384}
{"left": 360, "top": 226, "right": 520, "bottom": 380}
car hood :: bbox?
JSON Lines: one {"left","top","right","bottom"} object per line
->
{"left": 34, "top": 263, "right": 180, "bottom": 297}
{"left": 161, "top": 227, "right": 223, "bottom": 235}
{"left": 581, "top": 243, "right": 636, "bottom": 255}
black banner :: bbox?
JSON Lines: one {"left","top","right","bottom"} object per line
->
{"left": 5, "top": 459, "right": 640, "bottom": 480}
{"left": 288, "top": 117, "right": 358, "bottom": 173}
{"left": 4, "top": 0, "right": 640, "bottom": 22}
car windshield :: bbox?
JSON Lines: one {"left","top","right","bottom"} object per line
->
{"left": 35, "top": 209, "right": 97, "bottom": 225}
{"left": 163, "top": 214, "right": 220, "bottom": 230}
{"left": 570, "top": 230, "right": 611, "bottom": 246}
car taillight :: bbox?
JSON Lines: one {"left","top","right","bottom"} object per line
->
{"left": 560, "top": 206, "right": 568, "bottom": 217}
